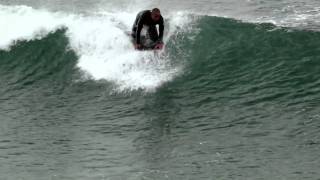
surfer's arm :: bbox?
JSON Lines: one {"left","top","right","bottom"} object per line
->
{"left": 135, "top": 13, "right": 146, "bottom": 44}
{"left": 158, "top": 18, "right": 164, "bottom": 43}
{"left": 136, "top": 24, "right": 143, "bottom": 44}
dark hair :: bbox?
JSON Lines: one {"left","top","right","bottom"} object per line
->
{"left": 152, "top": 8, "right": 161, "bottom": 13}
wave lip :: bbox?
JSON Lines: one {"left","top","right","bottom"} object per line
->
{"left": 0, "top": 5, "right": 68, "bottom": 50}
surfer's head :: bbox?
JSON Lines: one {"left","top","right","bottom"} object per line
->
{"left": 151, "top": 8, "right": 161, "bottom": 21}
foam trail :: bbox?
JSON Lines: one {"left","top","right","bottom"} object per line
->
{"left": 68, "top": 11, "right": 194, "bottom": 91}
{"left": 0, "top": 5, "right": 193, "bottom": 91}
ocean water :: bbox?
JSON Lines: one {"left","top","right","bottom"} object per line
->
{"left": 1, "top": 0, "right": 320, "bottom": 179}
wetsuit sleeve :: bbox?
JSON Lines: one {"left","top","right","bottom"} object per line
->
{"left": 135, "top": 13, "right": 146, "bottom": 44}
{"left": 158, "top": 18, "right": 164, "bottom": 43}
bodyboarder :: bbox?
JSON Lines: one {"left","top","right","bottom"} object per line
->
{"left": 131, "top": 8, "right": 164, "bottom": 50}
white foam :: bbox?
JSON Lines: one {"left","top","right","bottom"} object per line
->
{"left": 0, "top": 5, "right": 193, "bottom": 91}
{"left": 239, "top": 5, "right": 320, "bottom": 30}
{"left": 0, "top": 5, "right": 65, "bottom": 50}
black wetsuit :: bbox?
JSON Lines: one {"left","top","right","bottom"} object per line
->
{"left": 132, "top": 10, "right": 164, "bottom": 45}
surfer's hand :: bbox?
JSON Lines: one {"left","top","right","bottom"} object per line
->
{"left": 134, "top": 43, "right": 141, "bottom": 49}
{"left": 154, "top": 42, "right": 164, "bottom": 50}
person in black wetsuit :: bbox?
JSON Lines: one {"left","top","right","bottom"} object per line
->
{"left": 132, "top": 8, "right": 164, "bottom": 50}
